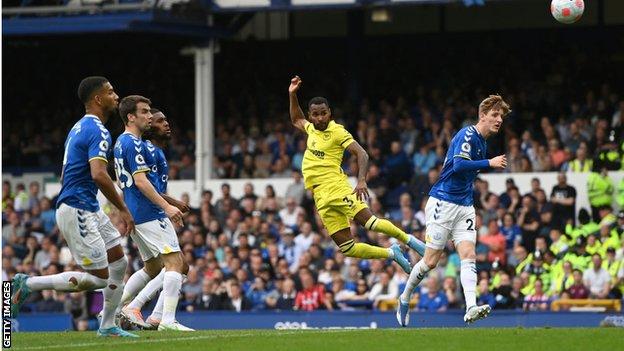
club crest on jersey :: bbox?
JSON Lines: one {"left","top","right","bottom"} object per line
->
{"left": 99, "top": 140, "right": 109, "bottom": 152}
{"left": 135, "top": 154, "right": 146, "bottom": 165}
{"left": 322, "top": 132, "right": 331, "bottom": 141}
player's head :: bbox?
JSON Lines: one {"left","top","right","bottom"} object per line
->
{"left": 77, "top": 76, "right": 118, "bottom": 118}
{"left": 143, "top": 108, "right": 171, "bottom": 142}
{"left": 477, "top": 94, "right": 511, "bottom": 136}
{"left": 119, "top": 95, "right": 153, "bottom": 133}
{"left": 308, "top": 97, "right": 331, "bottom": 131}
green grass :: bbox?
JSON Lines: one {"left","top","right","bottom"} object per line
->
{"left": 10, "top": 328, "right": 624, "bottom": 351}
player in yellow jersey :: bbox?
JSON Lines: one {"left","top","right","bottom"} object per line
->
{"left": 288, "top": 76, "right": 425, "bottom": 273}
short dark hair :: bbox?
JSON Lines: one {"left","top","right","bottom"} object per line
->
{"left": 308, "top": 96, "right": 330, "bottom": 109}
{"left": 150, "top": 108, "right": 161, "bottom": 115}
{"left": 119, "top": 95, "right": 152, "bottom": 124}
{"left": 77, "top": 76, "right": 109, "bottom": 104}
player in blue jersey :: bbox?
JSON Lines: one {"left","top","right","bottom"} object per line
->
{"left": 113, "top": 96, "right": 192, "bottom": 331}
{"left": 397, "top": 95, "right": 510, "bottom": 326}
{"left": 10, "top": 76, "right": 138, "bottom": 338}
{"left": 120, "top": 108, "right": 191, "bottom": 330}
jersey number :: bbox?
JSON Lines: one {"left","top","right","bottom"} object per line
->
{"left": 342, "top": 197, "right": 354, "bottom": 207}
{"left": 466, "top": 219, "right": 474, "bottom": 231}
{"left": 114, "top": 158, "right": 133, "bottom": 189}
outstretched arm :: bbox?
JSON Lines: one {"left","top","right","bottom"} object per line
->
{"left": 452, "top": 155, "right": 507, "bottom": 173}
{"left": 288, "top": 75, "right": 307, "bottom": 132}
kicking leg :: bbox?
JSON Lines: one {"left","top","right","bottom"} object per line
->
{"left": 354, "top": 209, "right": 425, "bottom": 256}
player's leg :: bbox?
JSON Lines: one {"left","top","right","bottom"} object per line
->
{"left": 146, "top": 254, "right": 189, "bottom": 329}
{"left": 159, "top": 251, "right": 193, "bottom": 331}
{"left": 353, "top": 207, "right": 425, "bottom": 256}
{"left": 97, "top": 210, "right": 138, "bottom": 337}
{"left": 119, "top": 256, "right": 163, "bottom": 328}
{"left": 330, "top": 227, "right": 411, "bottom": 274}
{"left": 11, "top": 204, "right": 109, "bottom": 316}
{"left": 453, "top": 206, "right": 490, "bottom": 323}
{"left": 396, "top": 197, "right": 449, "bottom": 326}
{"left": 396, "top": 247, "right": 444, "bottom": 327}
{"left": 118, "top": 222, "right": 164, "bottom": 329}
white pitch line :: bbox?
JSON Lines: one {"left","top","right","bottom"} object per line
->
{"left": 12, "top": 329, "right": 353, "bottom": 350}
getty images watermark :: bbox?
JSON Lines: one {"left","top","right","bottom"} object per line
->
{"left": 3, "top": 281, "right": 11, "bottom": 348}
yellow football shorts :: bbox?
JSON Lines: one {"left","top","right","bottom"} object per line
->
{"left": 312, "top": 180, "right": 368, "bottom": 235}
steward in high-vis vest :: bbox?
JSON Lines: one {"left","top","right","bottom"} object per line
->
{"left": 587, "top": 166, "right": 614, "bottom": 222}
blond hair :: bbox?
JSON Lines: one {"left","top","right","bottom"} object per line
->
{"left": 478, "top": 94, "right": 511, "bottom": 117}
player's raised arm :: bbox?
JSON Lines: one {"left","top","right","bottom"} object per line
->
{"left": 89, "top": 159, "right": 135, "bottom": 235}
{"left": 288, "top": 75, "right": 307, "bottom": 132}
{"left": 346, "top": 141, "right": 370, "bottom": 201}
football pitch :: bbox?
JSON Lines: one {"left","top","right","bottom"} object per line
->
{"left": 9, "top": 328, "right": 624, "bottom": 351}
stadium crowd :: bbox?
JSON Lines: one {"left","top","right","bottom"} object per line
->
{"left": 3, "top": 29, "right": 624, "bottom": 330}
{"left": 3, "top": 163, "right": 624, "bottom": 328}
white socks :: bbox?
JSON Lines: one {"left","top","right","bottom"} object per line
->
{"left": 120, "top": 269, "right": 151, "bottom": 307}
{"left": 100, "top": 256, "right": 127, "bottom": 329}
{"left": 460, "top": 259, "right": 477, "bottom": 310}
{"left": 128, "top": 269, "right": 165, "bottom": 310}
{"left": 161, "top": 271, "right": 182, "bottom": 325}
{"left": 400, "top": 260, "right": 431, "bottom": 303}
{"left": 26, "top": 272, "right": 107, "bottom": 291}
{"left": 150, "top": 287, "right": 165, "bottom": 320}
{"left": 149, "top": 273, "right": 186, "bottom": 321}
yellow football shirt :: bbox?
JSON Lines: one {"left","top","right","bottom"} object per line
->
{"left": 301, "top": 120, "right": 354, "bottom": 190}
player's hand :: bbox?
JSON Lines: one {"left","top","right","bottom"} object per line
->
{"left": 172, "top": 199, "right": 190, "bottom": 214}
{"left": 289, "top": 76, "right": 302, "bottom": 94}
{"left": 165, "top": 205, "right": 184, "bottom": 226}
{"left": 489, "top": 155, "right": 507, "bottom": 169}
{"left": 353, "top": 180, "right": 370, "bottom": 201}
{"left": 119, "top": 208, "right": 135, "bottom": 236}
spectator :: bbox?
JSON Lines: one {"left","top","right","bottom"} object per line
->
{"left": 35, "top": 290, "right": 64, "bottom": 313}
{"left": 479, "top": 219, "right": 507, "bottom": 265}
{"left": 417, "top": 277, "right": 448, "bottom": 312}
{"left": 566, "top": 269, "right": 590, "bottom": 299}
{"left": 523, "top": 279, "right": 549, "bottom": 311}
{"left": 412, "top": 145, "right": 437, "bottom": 175}
{"left": 294, "top": 270, "right": 327, "bottom": 311}
{"left": 368, "top": 271, "right": 398, "bottom": 308}
{"left": 278, "top": 197, "right": 305, "bottom": 228}
{"left": 193, "top": 279, "right": 226, "bottom": 311}
{"left": 273, "top": 278, "right": 297, "bottom": 311}
{"left": 550, "top": 173, "right": 577, "bottom": 229}
{"left": 224, "top": 281, "right": 252, "bottom": 312}
{"left": 583, "top": 254, "right": 611, "bottom": 299}
{"left": 442, "top": 276, "right": 461, "bottom": 309}
{"left": 477, "top": 278, "right": 496, "bottom": 308}
{"left": 500, "top": 212, "right": 522, "bottom": 253}
{"left": 285, "top": 171, "right": 305, "bottom": 205}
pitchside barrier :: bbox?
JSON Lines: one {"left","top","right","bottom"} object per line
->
{"left": 11, "top": 310, "right": 624, "bottom": 332}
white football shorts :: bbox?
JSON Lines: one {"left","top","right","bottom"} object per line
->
{"left": 56, "top": 203, "right": 121, "bottom": 270}
{"left": 424, "top": 196, "right": 476, "bottom": 250}
{"left": 132, "top": 218, "right": 180, "bottom": 261}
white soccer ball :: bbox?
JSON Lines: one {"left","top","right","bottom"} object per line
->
{"left": 551, "top": 0, "right": 584, "bottom": 24}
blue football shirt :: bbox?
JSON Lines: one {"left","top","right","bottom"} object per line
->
{"left": 113, "top": 132, "right": 165, "bottom": 224}
{"left": 429, "top": 125, "right": 488, "bottom": 206}
{"left": 145, "top": 140, "right": 169, "bottom": 194}
{"left": 57, "top": 115, "right": 112, "bottom": 212}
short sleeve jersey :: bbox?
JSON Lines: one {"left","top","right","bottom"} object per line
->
{"left": 145, "top": 140, "right": 169, "bottom": 194}
{"left": 57, "top": 115, "right": 112, "bottom": 212}
{"left": 301, "top": 120, "right": 354, "bottom": 190}
{"left": 113, "top": 132, "right": 165, "bottom": 224}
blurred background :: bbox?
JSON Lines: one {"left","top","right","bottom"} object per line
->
{"left": 2, "top": 0, "right": 624, "bottom": 331}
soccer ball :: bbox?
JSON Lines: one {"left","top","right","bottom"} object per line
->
{"left": 550, "top": 0, "right": 584, "bottom": 24}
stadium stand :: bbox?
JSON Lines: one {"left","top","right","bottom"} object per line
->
{"left": 3, "top": 1, "right": 624, "bottom": 331}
